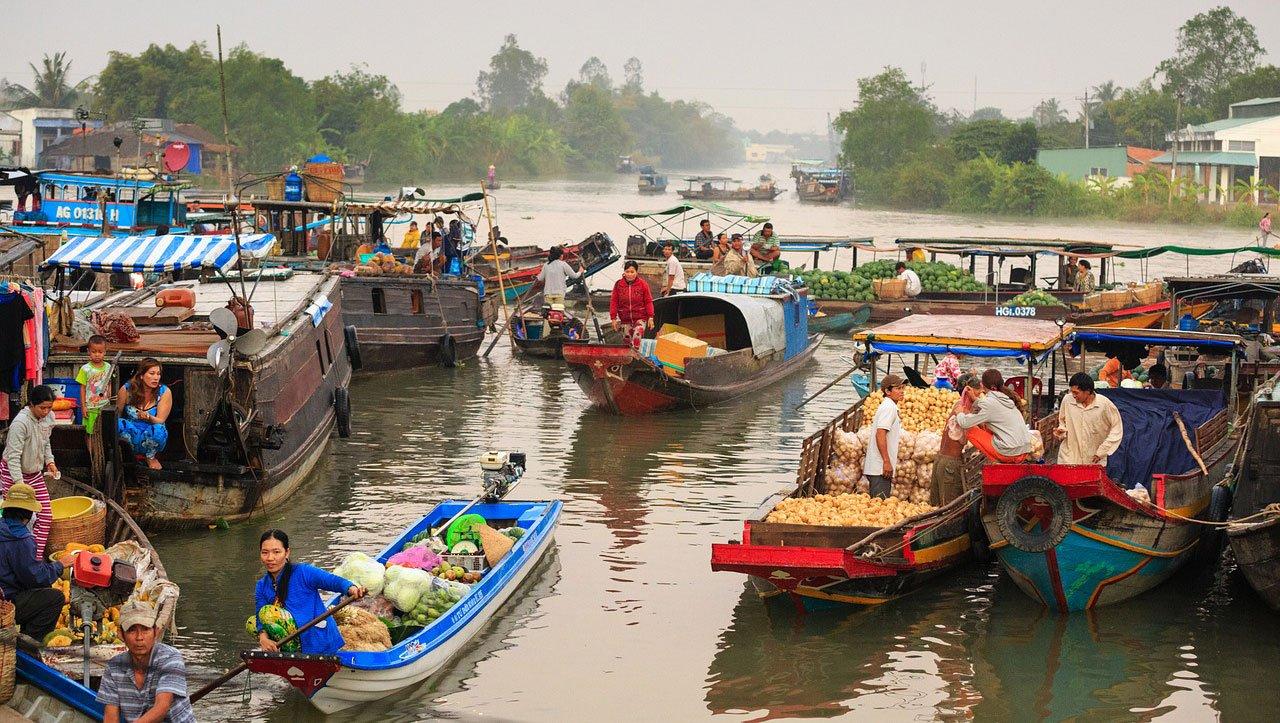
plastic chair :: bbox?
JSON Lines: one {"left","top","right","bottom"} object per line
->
{"left": 1006, "top": 376, "right": 1043, "bottom": 399}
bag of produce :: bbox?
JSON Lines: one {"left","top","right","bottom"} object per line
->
{"left": 336, "top": 605, "right": 391, "bottom": 652}
{"left": 350, "top": 594, "right": 396, "bottom": 620}
{"left": 383, "top": 565, "right": 433, "bottom": 612}
{"left": 257, "top": 604, "right": 300, "bottom": 652}
{"left": 387, "top": 546, "right": 443, "bottom": 571}
{"left": 333, "top": 552, "right": 386, "bottom": 596}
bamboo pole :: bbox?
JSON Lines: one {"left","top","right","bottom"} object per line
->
{"left": 479, "top": 184, "right": 513, "bottom": 349}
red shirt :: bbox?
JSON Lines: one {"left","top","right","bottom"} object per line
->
{"left": 609, "top": 277, "right": 654, "bottom": 324}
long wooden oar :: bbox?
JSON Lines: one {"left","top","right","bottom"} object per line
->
{"left": 190, "top": 595, "right": 358, "bottom": 704}
{"left": 797, "top": 357, "right": 867, "bottom": 409}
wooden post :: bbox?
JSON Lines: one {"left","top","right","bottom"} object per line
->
{"left": 479, "top": 184, "right": 512, "bottom": 347}
{"left": 1025, "top": 356, "right": 1034, "bottom": 421}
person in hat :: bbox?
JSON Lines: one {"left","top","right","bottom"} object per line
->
{"left": 0, "top": 483, "right": 67, "bottom": 641}
{"left": 863, "top": 374, "right": 906, "bottom": 499}
{"left": 98, "top": 600, "right": 195, "bottom": 723}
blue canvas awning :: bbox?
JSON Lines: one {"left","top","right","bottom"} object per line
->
{"left": 42, "top": 234, "right": 275, "bottom": 273}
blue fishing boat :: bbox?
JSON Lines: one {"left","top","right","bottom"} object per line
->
{"left": 982, "top": 326, "right": 1245, "bottom": 611}
{"left": 6, "top": 171, "right": 190, "bottom": 236}
{"left": 244, "top": 456, "right": 560, "bottom": 714}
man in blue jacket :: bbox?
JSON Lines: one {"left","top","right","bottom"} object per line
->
{"left": 0, "top": 483, "right": 66, "bottom": 641}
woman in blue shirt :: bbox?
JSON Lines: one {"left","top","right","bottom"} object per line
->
{"left": 255, "top": 530, "right": 365, "bottom": 655}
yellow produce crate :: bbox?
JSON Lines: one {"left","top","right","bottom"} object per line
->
{"left": 679, "top": 314, "right": 727, "bottom": 348}
{"left": 655, "top": 332, "right": 708, "bottom": 377}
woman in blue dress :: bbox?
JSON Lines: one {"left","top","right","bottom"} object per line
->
{"left": 115, "top": 358, "right": 172, "bottom": 470}
{"left": 255, "top": 529, "right": 366, "bottom": 655}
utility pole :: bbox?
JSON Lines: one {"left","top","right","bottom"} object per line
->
{"left": 1170, "top": 89, "right": 1184, "bottom": 206}
{"left": 1077, "top": 89, "right": 1090, "bottom": 149}
{"left": 973, "top": 76, "right": 977, "bottom": 117}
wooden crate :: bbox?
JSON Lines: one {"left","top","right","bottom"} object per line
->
{"left": 873, "top": 277, "right": 907, "bottom": 300}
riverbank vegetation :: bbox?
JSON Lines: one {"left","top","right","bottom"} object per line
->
{"left": 1, "top": 35, "right": 740, "bottom": 184}
{"left": 835, "top": 7, "right": 1277, "bottom": 228}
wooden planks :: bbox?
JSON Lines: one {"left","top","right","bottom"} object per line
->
{"left": 854, "top": 314, "right": 1072, "bottom": 351}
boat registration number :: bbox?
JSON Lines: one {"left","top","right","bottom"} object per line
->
{"left": 995, "top": 306, "right": 1037, "bottom": 318}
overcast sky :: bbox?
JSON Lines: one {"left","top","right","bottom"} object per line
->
{"left": 4, "top": 1, "right": 1280, "bottom": 134}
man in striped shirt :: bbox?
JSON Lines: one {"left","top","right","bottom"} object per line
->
{"left": 97, "top": 601, "right": 195, "bottom": 723}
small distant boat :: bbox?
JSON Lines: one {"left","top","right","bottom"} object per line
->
{"left": 511, "top": 308, "right": 591, "bottom": 359}
{"left": 617, "top": 155, "right": 636, "bottom": 174}
{"left": 637, "top": 165, "right": 667, "bottom": 195}
{"left": 795, "top": 168, "right": 850, "bottom": 204}
{"left": 245, "top": 471, "right": 561, "bottom": 714}
{"left": 807, "top": 304, "right": 871, "bottom": 334}
{"left": 677, "top": 175, "right": 782, "bottom": 202}
{"left": 563, "top": 282, "right": 821, "bottom": 414}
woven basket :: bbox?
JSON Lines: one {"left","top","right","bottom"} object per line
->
{"left": 873, "top": 278, "right": 907, "bottom": 301}
{"left": 47, "top": 500, "right": 107, "bottom": 554}
{"left": 477, "top": 524, "right": 514, "bottom": 567}
{"left": 304, "top": 162, "right": 345, "bottom": 204}
{"left": 0, "top": 599, "right": 14, "bottom": 706}
{"left": 1136, "top": 282, "right": 1163, "bottom": 305}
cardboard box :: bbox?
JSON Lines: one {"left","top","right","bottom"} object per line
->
{"left": 680, "top": 314, "right": 728, "bottom": 348}
{"left": 873, "top": 278, "right": 907, "bottom": 300}
{"left": 658, "top": 323, "right": 696, "bottom": 339}
{"left": 655, "top": 332, "right": 708, "bottom": 377}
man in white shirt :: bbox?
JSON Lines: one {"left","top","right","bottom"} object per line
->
{"left": 863, "top": 374, "right": 905, "bottom": 499}
{"left": 661, "top": 242, "right": 687, "bottom": 297}
{"left": 1054, "top": 373, "right": 1124, "bottom": 466}
{"left": 896, "top": 261, "right": 922, "bottom": 297}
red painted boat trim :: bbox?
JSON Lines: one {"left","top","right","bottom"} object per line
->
{"left": 1086, "top": 556, "right": 1151, "bottom": 609}
{"left": 1044, "top": 548, "right": 1070, "bottom": 611}
{"left": 1111, "top": 300, "right": 1171, "bottom": 317}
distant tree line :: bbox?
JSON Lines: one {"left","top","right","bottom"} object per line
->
{"left": 834, "top": 6, "right": 1276, "bottom": 225}
{"left": 0, "top": 35, "right": 741, "bottom": 183}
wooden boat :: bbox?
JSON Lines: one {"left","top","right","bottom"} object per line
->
{"left": 41, "top": 233, "right": 353, "bottom": 529}
{"left": 4, "top": 170, "right": 191, "bottom": 237}
{"left": 340, "top": 274, "right": 485, "bottom": 369}
{"left": 511, "top": 308, "right": 591, "bottom": 359}
{"left": 676, "top": 175, "right": 783, "bottom": 202}
{"left": 563, "top": 286, "right": 821, "bottom": 414}
{"left": 637, "top": 166, "right": 668, "bottom": 194}
{"left": 1227, "top": 372, "right": 1280, "bottom": 610}
{"left": 9, "top": 476, "right": 177, "bottom": 721}
{"left": 244, "top": 496, "right": 561, "bottom": 714}
{"left": 795, "top": 169, "right": 850, "bottom": 204}
{"left": 476, "top": 232, "right": 621, "bottom": 303}
{"left": 807, "top": 304, "right": 871, "bottom": 334}
{"left": 982, "top": 327, "right": 1245, "bottom": 612}
{"left": 712, "top": 316, "right": 1071, "bottom": 611}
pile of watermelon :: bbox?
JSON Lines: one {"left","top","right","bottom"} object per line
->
{"left": 796, "top": 260, "right": 988, "bottom": 301}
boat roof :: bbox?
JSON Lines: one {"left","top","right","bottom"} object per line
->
{"left": 1072, "top": 326, "right": 1243, "bottom": 351}
{"left": 1116, "top": 244, "right": 1280, "bottom": 260}
{"left": 39, "top": 171, "right": 157, "bottom": 190}
{"left": 42, "top": 233, "right": 274, "bottom": 274}
{"left": 1165, "top": 274, "right": 1280, "bottom": 299}
{"left": 619, "top": 200, "right": 768, "bottom": 223}
{"left": 895, "top": 236, "right": 1122, "bottom": 258}
{"left": 682, "top": 175, "right": 738, "bottom": 182}
{"left": 658, "top": 291, "right": 790, "bottom": 356}
{"left": 853, "top": 314, "right": 1072, "bottom": 360}
{"left": 344, "top": 199, "right": 476, "bottom": 216}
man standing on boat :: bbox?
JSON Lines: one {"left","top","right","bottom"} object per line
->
{"left": 530, "top": 246, "right": 585, "bottom": 306}
{"left": 864, "top": 374, "right": 905, "bottom": 499}
{"left": 98, "top": 600, "right": 196, "bottom": 723}
{"left": 1055, "top": 373, "right": 1124, "bottom": 466}
{"left": 661, "top": 243, "right": 687, "bottom": 297}
{"left": 693, "top": 219, "right": 716, "bottom": 260}
{"left": 750, "top": 223, "right": 786, "bottom": 274}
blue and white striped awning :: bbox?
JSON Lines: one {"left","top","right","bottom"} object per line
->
{"left": 42, "top": 234, "right": 275, "bottom": 273}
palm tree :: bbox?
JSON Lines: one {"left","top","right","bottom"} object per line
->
{"left": 1235, "top": 177, "right": 1266, "bottom": 204}
{"left": 1033, "top": 98, "right": 1067, "bottom": 127}
{"left": 1091, "top": 81, "right": 1119, "bottom": 103}
{"left": 1, "top": 52, "right": 92, "bottom": 109}
{"left": 1087, "top": 174, "right": 1118, "bottom": 197}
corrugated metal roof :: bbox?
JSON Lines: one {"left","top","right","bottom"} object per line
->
{"left": 1148, "top": 151, "right": 1257, "bottom": 166}
{"left": 1185, "top": 117, "right": 1262, "bottom": 133}
{"left": 1230, "top": 97, "right": 1280, "bottom": 107}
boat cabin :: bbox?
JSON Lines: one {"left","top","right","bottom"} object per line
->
{"left": 11, "top": 171, "right": 189, "bottom": 235}
{"left": 651, "top": 289, "right": 811, "bottom": 366}
{"left": 893, "top": 236, "right": 1122, "bottom": 298}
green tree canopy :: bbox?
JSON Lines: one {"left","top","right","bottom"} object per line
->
{"left": 94, "top": 43, "right": 213, "bottom": 120}
{"left": 476, "top": 34, "right": 549, "bottom": 113}
{"left": 2, "top": 52, "right": 92, "bottom": 109}
{"left": 561, "top": 84, "right": 630, "bottom": 168}
{"left": 948, "top": 119, "right": 1015, "bottom": 161}
{"left": 311, "top": 65, "right": 402, "bottom": 150}
{"left": 1157, "top": 6, "right": 1264, "bottom": 106}
{"left": 1208, "top": 65, "right": 1280, "bottom": 118}
{"left": 835, "top": 67, "right": 938, "bottom": 173}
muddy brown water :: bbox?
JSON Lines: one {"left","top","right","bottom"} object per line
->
{"left": 154, "top": 170, "right": 1280, "bottom": 721}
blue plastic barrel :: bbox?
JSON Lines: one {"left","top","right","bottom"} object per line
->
{"left": 1178, "top": 313, "right": 1199, "bottom": 331}
{"left": 283, "top": 171, "right": 303, "bottom": 202}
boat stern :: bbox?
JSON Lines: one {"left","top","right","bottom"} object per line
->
{"left": 562, "top": 344, "right": 680, "bottom": 414}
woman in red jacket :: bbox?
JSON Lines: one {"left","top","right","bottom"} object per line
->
{"left": 609, "top": 260, "right": 655, "bottom": 348}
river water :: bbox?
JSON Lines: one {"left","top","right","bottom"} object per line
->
{"left": 154, "top": 168, "right": 1280, "bottom": 721}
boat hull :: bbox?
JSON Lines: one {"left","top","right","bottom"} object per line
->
{"left": 677, "top": 188, "right": 782, "bottom": 202}
{"left": 1227, "top": 391, "right": 1280, "bottom": 610}
{"left": 563, "top": 335, "right": 822, "bottom": 415}
{"left": 341, "top": 275, "right": 486, "bottom": 370}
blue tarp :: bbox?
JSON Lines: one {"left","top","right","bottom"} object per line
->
{"left": 42, "top": 233, "right": 275, "bottom": 273}
{"left": 868, "top": 341, "right": 1055, "bottom": 363}
{"left": 1099, "top": 388, "right": 1224, "bottom": 491}
{"left": 1073, "top": 331, "right": 1239, "bottom": 350}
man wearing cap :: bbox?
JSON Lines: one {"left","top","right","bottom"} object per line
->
{"left": 0, "top": 483, "right": 67, "bottom": 641}
{"left": 98, "top": 600, "right": 195, "bottom": 723}
{"left": 864, "top": 375, "right": 905, "bottom": 499}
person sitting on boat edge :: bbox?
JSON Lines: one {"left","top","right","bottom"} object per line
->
{"left": 932, "top": 374, "right": 979, "bottom": 505}
{"left": 0, "top": 483, "right": 66, "bottom": 642}
{"left": 1074, "top": 258, "right": 1096, "bottom": 293}
{"left": 1054, "top": 373, "right": 1124, "bottom": 467}
{"left": 750, "top": 222, "right": 787, "bottom": 274}
{"left": 721, "top": 234, "right": 758, "bottom": 278}
{"left": 256, "top": 529, "right": 366, "bottom": 656}
{"left": 896, "top": 261, "right": 922, "bottom": 298}
{"left": 954, "top": 369, "right": 1033, "bottom": 463}
{"left": 117, "top": 359, "right": 172, "bottom": 470}
{"left": 693, "top": 219, "right": 716, "bottom": 260}
{"left": 530, "top": 246, "right": 586, "bottom": 307}
{"left": 98, "top": 601, "right": 196, "bottom": 723}
{"left": 2, "top": 384, "right": 57, "bottom": 559}
{"left": 864, "top": 374, "right": 905, "bottom": 499}
{"left": 609, "top": 260, "right": 655, "bottom": 349}
{"left": 661, "top": 242, "right": 687, "bottom": 297}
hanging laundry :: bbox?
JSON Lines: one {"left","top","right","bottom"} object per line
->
{"left": 0, "top": 292, "right": 34, "bottom": 393}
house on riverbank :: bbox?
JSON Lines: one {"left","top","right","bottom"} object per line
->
{"left": 1036, "top": 146, "right": 1162, "bottom": 184}
{"left": 39, "top": 119, "right": 234, "bottom": 186}
{"left": 1152, "top": 97, "right": 1280, "bottom": 204}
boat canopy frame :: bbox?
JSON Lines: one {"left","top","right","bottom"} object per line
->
{"left": 894, "top": 236, "right": 1127, "bottom": 288}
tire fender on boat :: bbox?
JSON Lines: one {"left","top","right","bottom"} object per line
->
{"left": 995, "top": 475, "right": 1072, "bottom": 553}
{"left": 344, "top": 325, "right": 363, "bottom": 371}
{"left": 439, "top": 332, "right": 457, "bottom": 368}
{"left": 334, "top": 387, "right": 352, "bottom": 438}
{"left": 1196, "top": 483, "right": 1233, "bottom": 563}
